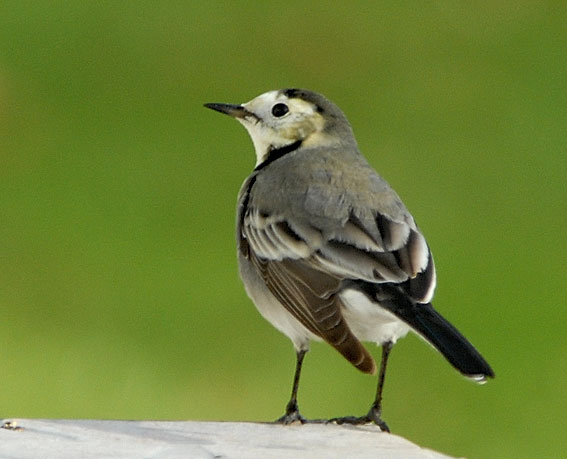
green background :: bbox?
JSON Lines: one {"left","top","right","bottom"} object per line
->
{"left": 1, "top": 2, "right": 565, "bottom": 458}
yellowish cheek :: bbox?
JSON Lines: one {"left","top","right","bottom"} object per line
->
{"left": 302, "top": 113, "right": 332, "bottom": 147}
{"left": 302, "top": 130, "right": 335, "bottom": 148}
{"left": 284, "top": 113, "right": 326, "bottom": 143}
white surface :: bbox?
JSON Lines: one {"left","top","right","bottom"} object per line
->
{"left": 0, "top": 419, "right": 456, "bottom": 459}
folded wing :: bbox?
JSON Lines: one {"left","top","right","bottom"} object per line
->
{"left": 240, "top": 205, "right": 436, "bottom": 374}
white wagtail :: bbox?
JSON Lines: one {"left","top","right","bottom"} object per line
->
{"left": 204, "top": 89, "right": 494, "bottom": 431}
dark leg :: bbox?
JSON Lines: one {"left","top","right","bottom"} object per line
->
{"left": 329, "top": 341, "right": 393, "bottom": 432}
{"left": 365, "top": 341, "right": 393, "bottom": 432}
{"left": 275, "top": 349, "right": 307, "bottom": 424}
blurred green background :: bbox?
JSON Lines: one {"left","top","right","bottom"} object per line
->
{"left": 1, "top": 2, "right": 565, "bottom": 458}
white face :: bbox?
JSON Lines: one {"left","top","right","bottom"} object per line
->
{"left": 238, "top": 90, "right": 325, "bottom": 165}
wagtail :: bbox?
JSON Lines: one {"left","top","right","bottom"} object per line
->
{"left": 204, "top": 89, "right": 494, "bottom": 431}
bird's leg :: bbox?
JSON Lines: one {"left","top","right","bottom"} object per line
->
{"left": 275, "top": 349, "right": 308, "bottom": 424}
{"left": 329, "top": 341, "right": 393, "bottom": 432}
{"left": 364, "top": 340, "right": 392, "bottom": 432}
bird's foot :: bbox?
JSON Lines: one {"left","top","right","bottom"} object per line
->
{"left": 275, "top": 399, "right": 308, "bottom": 425}
{"left": 274, "top": 400, "right": 326, "bottom": 425}
{"left": 274, "top": 410, "right": 327, "bottom": 425}
{"left": 275, "top": 409, "right": 307, "bottom": 425}
{"left": 328, "top": 405, "right": 390, "bottom": 432}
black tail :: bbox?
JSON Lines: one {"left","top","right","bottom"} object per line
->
{"left": 359, "top": 283, "right": 495, "bottom": 380}
{"left": 397, "top": 302, "right": 494, "bottom": 379}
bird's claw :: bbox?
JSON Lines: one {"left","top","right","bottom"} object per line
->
{"left": 328, "top": 407, "right": 390, "bottom": 432}
{"left": 275, "top": 409, "right": 307, "bottom": 425}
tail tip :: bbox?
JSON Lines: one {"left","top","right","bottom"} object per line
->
{"left": 466, "top": 368, "right": 495, "bottom": 384}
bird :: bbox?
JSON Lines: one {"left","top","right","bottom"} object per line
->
{"left": 204, "top": 88, "right": 494, "bottom": 432}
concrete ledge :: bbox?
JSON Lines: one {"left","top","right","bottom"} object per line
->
{"left": 0, "top": 419, "right": 455, "bottom": 458}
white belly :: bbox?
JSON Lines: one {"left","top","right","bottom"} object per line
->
{"left": 239, "top": 255, "right": 320, "bottom": 351}
{"left": 240, "top": 254, "right": 409, "bottom": 349}
{"left": 340, "top": 288, "right": 410, "bottom": 345}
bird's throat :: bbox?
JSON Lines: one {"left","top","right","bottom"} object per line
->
{"left": 254, "top": 140, "right": 303, "bottom": 171}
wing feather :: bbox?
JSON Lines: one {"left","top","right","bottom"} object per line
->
{"left": 241, "top": 203, "right": 436, "bottom": 374}
{"left": 250, "top": 250, "right": 377, "bottom": 374}
{"left": 242, "top": 207, "right": 435, "bottom": 300}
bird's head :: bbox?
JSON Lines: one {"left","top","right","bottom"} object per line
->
{"left": 205, "top": 88, "right": 356, "bottom": 165}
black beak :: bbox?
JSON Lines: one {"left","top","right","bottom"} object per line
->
{"left": 203, "top": 103, "right": 253, "bottom": 119}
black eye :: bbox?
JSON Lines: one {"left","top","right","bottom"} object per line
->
{"left": 271, "top": 103, "right": 289, "bottom": 117}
